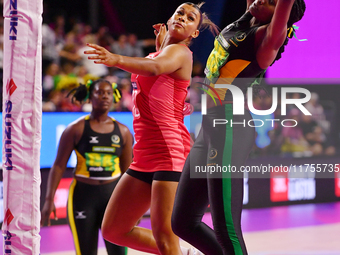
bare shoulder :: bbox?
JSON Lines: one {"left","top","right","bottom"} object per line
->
{"left": 68, "top": 115, "right": 86, "bottom": 128}
{"left": 115, "top": 120, "right": 128, "bottom": 131}
{"left": 161, "top": 44, "right": 193, "bottom": 68}
{"left": 63, "top": 116, "right": 86, "bottom": 137}
{"left": 162, "top": 44, "right": 192, "bottom": 57}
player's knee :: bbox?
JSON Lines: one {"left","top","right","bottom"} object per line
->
{"left": 172, "top": 211, "right": 205, "bottom": 241}
{"left": 101, "top": 221, "right": 121, "bottom": 243}
{"left": 171, "top": 211, "right": 191, "bottom": 237}
{"left": 101, "top": 222, "right": 112, "bottom": 241}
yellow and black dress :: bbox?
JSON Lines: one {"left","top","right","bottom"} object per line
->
{"left": 173, "top": 12, "right": 265, "bottom": 255}
{"left": 67, "top": 116, "right": 127, "bottom": 255}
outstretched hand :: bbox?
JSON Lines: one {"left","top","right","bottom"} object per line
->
{"left": 84, "top": 43, "right": 119, "bottom": 67}
{"left": 153, "top": 23, "right": 167, "bottom": 51}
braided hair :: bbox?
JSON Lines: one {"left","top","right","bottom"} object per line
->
{"left": 272, "top": 0, "right": 306, "bottom": 65}
{"left": 67, "top": 79, "right": 121, "bottom": 104}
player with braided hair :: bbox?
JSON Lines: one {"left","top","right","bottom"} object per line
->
{"left": 41, "top": 79, "right": 133, "bottom": 255}
{"left": 274, "top": 0, "right": 306, "bottom": 63}
{"left": 171, "top": 0, "right": 306, "bottom": 254}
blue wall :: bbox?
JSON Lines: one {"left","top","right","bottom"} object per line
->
{"left": 0, "top": 112, "right": 198, "bottom": 168}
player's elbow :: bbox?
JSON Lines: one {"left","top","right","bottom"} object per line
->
{"left": 147, "top": 62, "right": 163, "bottom": 76}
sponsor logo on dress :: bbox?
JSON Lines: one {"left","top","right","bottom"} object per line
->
{"left": 236, "top": 32, "right": 247, "bottom": 42}
{"left": 209, "top": 148, "right": 218, "bottom": 160}
{"left": 89, "top": 136, "right": 99, "bottom": 144}
{"left": 111, "top": 135, "right": 120, "bottom": 144}
{"left": 75, "top": 211, "right": 86, "bottom": 219}
{"left": 89, "top": 166, "right": 104, "bottom": 172}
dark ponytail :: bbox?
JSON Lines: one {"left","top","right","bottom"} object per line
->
{"left": 67, "top": 79, "right": 113, "bottom": 103}
{"left": 272, "top": 0, "right": 306, "bottom": 65}
{"left": 185, "top": 2, "right": 220, "bottom": 36}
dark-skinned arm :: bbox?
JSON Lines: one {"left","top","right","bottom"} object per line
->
{"left": 40, "top": 123, "right": 79, "bottom": 226}
{"left": 256, "top": 0, "right": 295, "bottom": 68}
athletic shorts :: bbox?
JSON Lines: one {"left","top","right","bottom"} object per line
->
{"left": 126, "top": 168, "right": 181, "bottom": 185}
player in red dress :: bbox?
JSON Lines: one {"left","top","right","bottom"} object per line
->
{"left": 85, "top": 3, "right": 218, "bottom": 255}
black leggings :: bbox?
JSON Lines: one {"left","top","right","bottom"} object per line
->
{"left": 172, "top": 104, "right": 255, "bottom": 255}
{"left": 67, "top": 179, "right": 127, "bottom": 255}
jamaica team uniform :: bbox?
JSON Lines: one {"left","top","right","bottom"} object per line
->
{"left": 173, "top": 12, "right": 264, "bottom": 255}
{"left": 67, "top": 116, "right": 127, "bottom": 255}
